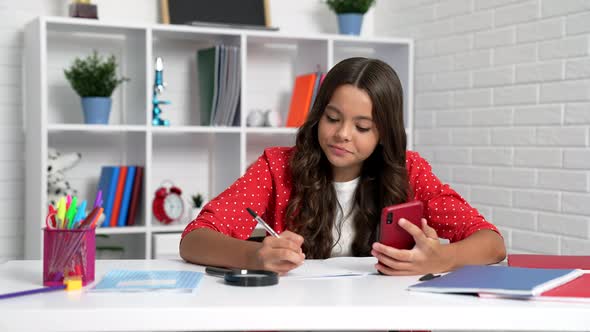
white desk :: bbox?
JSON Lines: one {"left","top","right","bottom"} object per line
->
{"left": 1, "top": 259, "right": 589, "bottom": 331}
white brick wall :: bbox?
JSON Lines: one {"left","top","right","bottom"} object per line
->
{"left": 377, "top": 0, "right": 590, "bottom": 255}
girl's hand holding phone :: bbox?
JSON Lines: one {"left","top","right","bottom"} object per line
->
{"left": 252, "top": 230, "right": 305, "bottom": 275}
{"left": 372, "top": 218, "right": 454, "bottom": 276}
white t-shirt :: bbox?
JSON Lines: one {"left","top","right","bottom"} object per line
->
{"left": 330, "top": 177, "right": 359, "bottom": 257}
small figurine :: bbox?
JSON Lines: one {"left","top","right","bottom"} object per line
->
{"left": 152, "top": 57, "right": 171, "bottom": 126}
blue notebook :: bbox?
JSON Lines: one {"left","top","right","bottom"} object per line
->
{"left": 90, "top": 270, "right": 203, "bottom": 293}
{"left": 408, "top": 265, "right": 583, "bottom": 296}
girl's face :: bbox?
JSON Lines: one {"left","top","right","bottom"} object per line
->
{"left": 318, "top": 84, "right": 379, "bottom": 182}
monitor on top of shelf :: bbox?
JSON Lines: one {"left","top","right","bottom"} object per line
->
{"left": 160, "top": 0, "right": 279, "bottom": 31}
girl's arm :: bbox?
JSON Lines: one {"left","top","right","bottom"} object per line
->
{"left": 180, "top": 228, "right": 305, "bottom": 273}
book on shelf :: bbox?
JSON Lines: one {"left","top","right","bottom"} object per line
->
{"left": 97, "top": 166, "right": 120, "bottom": 228}
{"left": 109, "top": 166, "right": 127, "bottom": 227}
{"left": 96, "top": 165, "right": 143, "bottom": 227}
{"left": 407, "top": 265, "right": 584, "bottom": 297}
{"left": 125, "top": 166, "right": 143, "bottom": 226}
{"left": 197, "top": 46, "right": 218, "bottom": 126}
{"left": 197, "top": 44, "right": 241, "bottom": 127}
{"left": 508, "top": 254, "right": 590, "bottom": 270}
{"left": 117, "top": 166, "right": 136, "bottom": 227}
{"left": 285, "top": 72, "right": 317, "bottom": 128}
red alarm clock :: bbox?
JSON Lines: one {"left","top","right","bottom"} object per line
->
{"left": 152, "top": 183, "right": 184, "bottom": 224}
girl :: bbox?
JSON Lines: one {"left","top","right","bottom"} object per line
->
{"left": 180, "top": 57, "right": 506, "bottom": 276}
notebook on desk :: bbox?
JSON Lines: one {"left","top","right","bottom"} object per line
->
{"left": 508, "top": 254, "right": 590, "bottom": 269}
{"left": 408, "top": 265, "right": 583, "bottom": 296}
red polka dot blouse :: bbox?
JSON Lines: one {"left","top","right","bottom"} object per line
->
{"left": 182, "top": 146, "right": 500, "bottom": 243}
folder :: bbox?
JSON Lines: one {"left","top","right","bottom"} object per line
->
{"left": 97, "top": 166, "right": 119, "bottom": 228}
{"left": 117, "top": 166, "right": 135, "bottom": 227}
{"left": 197, "top": 46, "right": 219, "bottom": 126}
{"left": 286, "top": 73, "right": 317, "bottom": 127}
{"left": 125, "top": 166, "right": 143, "bottom": 226}
{"left": 508, "top": 254, "right": 590, "bottom": 269}
{"left": 408, "top": 265, "right": 584, "bottom": 296}
{"left": 109, "top": 166, "right": 127, "bottom": 227}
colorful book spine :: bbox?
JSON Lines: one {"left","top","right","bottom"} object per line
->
{"left": 126, "top": 166, "right": 143, "bottom": 226}
{"left": 117, "top": 166, "right": 136, "bottom": 227}
{"left": 98, "top": 166, "right": 119, "bottom": 228}
{"left": 109, "top": 166, "right": 127, "bottom": 227}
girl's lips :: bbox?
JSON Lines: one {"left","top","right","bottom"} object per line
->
{"left": 329, "top": 145, "right": 349, "bottom": 156}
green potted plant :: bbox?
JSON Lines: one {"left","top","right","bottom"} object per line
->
{"left": 326, "top": 0, "right": 376, "bottom": 35}
{"left": 188, "top": 193, "right": 204, "bottom": 220}
{"left": 64, "top": 51, "right": 129, "bottom": 124}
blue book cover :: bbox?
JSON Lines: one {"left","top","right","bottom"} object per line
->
{"left": 117, "top": 166, "right": 136, "bottom": 227}
{"left": 408, "top": 265, "right": 583, "bottom": 296}
{"left": 97, "top": 166, "right": 120, "bottom": 228}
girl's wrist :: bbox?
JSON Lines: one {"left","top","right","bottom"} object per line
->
{"left": 441, "top": 244, "right": 458, "bottom": 272}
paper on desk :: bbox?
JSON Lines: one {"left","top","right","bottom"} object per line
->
{"left": 89, "top": 270, "right": 204, "bottom": 293}
{"left": 284, "top": 256, "right": 378, "bottom": 279}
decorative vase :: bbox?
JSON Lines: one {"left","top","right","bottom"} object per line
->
{"left": 81, "top": 97, "right": 112, "bottom": 124}
{"left": 337, "top": 13, "right": 364, "bottom": 35}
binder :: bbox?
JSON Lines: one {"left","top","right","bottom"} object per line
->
{"left": 125, "top": 166, "right": 143, "bottom": 226}
{"left": 197, "top": 46, "right": 218, "bottom": 126}
{"left": 109, "top": 166, "right": 127, "bottom": 227}
{"left": 408, "top": 265, "right": 584, "bottom": 296}
{"left": 508, "top": 254, "right": 590, "bottom": 269}
{"left": 117, "top": 166, "right": 136, "bottom": 227}
{"left": 286, "top": 73, "right": 317, "bottom": 127}
{"left": 97, "top": 166, "right": 120, "bottom": 228}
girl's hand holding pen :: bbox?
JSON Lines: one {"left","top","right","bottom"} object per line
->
{"left": 252, "top": 230, "right": 305, "bottom": 275}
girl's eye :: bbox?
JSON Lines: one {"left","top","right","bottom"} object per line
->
{"left": 326, "top": 115, "right": 338, "bottom": 122}
{"left": 356, "top": 126, "right": 370, "bottom": 133}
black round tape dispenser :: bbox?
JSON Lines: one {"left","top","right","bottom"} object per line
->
{"left": 205, "top": 266, "right": 279, "bottom": 287}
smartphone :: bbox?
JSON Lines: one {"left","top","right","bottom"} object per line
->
{"left": 378, "top": 200, "right": 424, "bottom": 250}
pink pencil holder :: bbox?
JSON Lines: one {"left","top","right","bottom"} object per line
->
{"left": 43, "top": 227, "right": 96, "bottom": 286}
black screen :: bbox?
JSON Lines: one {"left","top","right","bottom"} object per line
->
{"left": 168, "top": 0, "right": 266, "bottom": 26}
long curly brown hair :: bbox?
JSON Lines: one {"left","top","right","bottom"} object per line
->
{"left": 285, "top": 57, "right": 410, "bottom": 259}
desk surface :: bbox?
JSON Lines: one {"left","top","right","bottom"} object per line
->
{"left": 1, "top": 259, "right": 589, "bottom": 331}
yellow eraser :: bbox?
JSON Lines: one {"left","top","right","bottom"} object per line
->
{"left": 64, "top": 276, "right": 83, "bottom": 291}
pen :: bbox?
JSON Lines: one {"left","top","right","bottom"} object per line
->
{"left": 65, "top": 196, "right": 78, "bottom": 229}
{"left": 0, "top": 285, "right": 66, "bottom": 300}
{"left": 93, "top": 190, "right": 102, "bottom": 208}
{"left": 246, "top": 208, "right": 280, "bottom": 238}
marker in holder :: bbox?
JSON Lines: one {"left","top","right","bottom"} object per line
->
{"left": 43, "top": 227, "right": 95, "bottom": 286}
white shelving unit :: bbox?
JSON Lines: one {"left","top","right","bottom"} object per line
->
{"left": 24, "top": 16, "right": 414, "bottom": 259}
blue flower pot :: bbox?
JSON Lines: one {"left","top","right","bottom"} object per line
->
{"left": 337, "top": 13, "right": 364, "bottom": 35}
{"left": 81, "top": 97, "right": 112, "bottom": 124}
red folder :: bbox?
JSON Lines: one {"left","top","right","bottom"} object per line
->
{"left": 541, "top": 274, "right": 590, "bottom": 299}
{"left": 508, "top": 254, "right": 590, "bottom": 269}
{"left": 286, "top": 73, "right": 317, "bottom": 127}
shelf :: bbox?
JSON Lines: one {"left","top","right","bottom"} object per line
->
{"left": 24, "top": 16, "right": 414, "bottom": 260}
{"left": 48, "top": 124, "right": 147, "bottom": 133}
{"left": 245, "top": 127, "right": 298, "bottom": 134}
{"left": 151, "top": 126, "right": 241, "bottom": 134}
{"left": 151, "top": 225, "right": 188, "bottom": 233}
{"left": 96, "top": 226, "right": 148, "bottom": 235}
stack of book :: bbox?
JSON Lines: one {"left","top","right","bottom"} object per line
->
{"left": 197, "top": 44, "right": 241, "bottom": 126}
{"left": 408, "top": 254, "right": 590, "bottom": 303}
{"left": 285, "top": 70, "right": 325, "bottom": 128}
{"left": 96, "top": 166, "right": 143, "bottom": 227}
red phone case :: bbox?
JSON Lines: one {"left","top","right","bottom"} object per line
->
{"left": 378, "top": 200, "right": 424, "bottom": 249}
